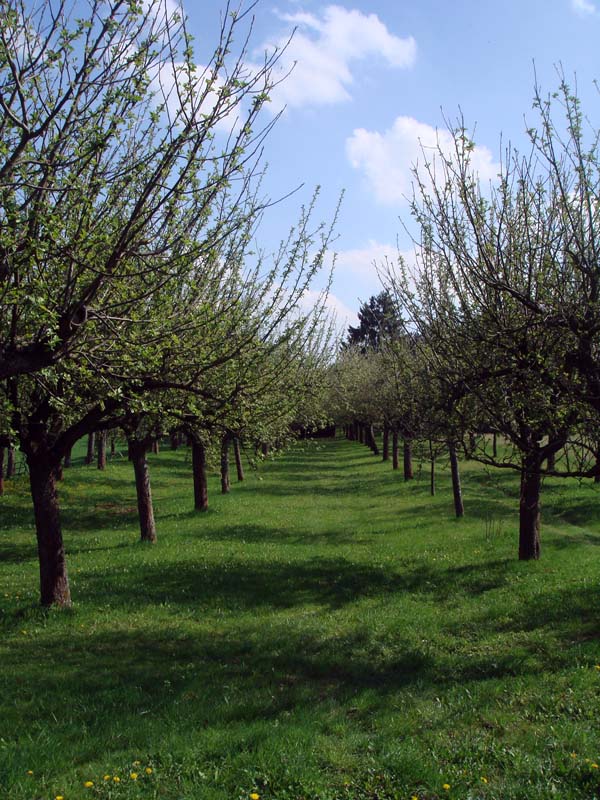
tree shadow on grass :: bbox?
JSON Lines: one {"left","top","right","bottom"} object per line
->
{"left": 72, "top": 555, "right": 515, "bottom": 616}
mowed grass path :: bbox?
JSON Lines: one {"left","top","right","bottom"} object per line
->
{"left": 1, "top": 437, "right": 600, "bottom": 800}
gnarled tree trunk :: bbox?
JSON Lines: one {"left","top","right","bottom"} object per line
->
{"left": 382, "top": 423, "right": 390, "bottom": 461}
{"left": 519, "top": 450, "right": 542, "bottom": 560}
{"left": 429, "top": 440, "right": 435, "bottom": 496}
{"left": 233, "top": 437, "right": 244, "bottom": 481}
{"left": 367, "top": 424, "right": 379, "bottom": 455}
{"left": 191, "top": 436, "right": 209, "bottom": 511}
{"left": 28, "top": 450, "right": 71, "bottom": 606}
{"left": 221, "top": 435, "right": 231, "bottom": 494}
{"left": 6, "top": 445, "right": 15, "bottom": 478}
{"left": 448, "top": 441, "right": 464, "bottom": 518}
{"left": 85, "top": 432, "right": 95, "bottom": 465}
{"left": 97, "top": 431, "right": 107, "bottom": 470}
{"left": 403, "top": 439, "right": 413, "bottom": 481}
{"left": 129, "top": 439, "right": 156, "bottom": 543}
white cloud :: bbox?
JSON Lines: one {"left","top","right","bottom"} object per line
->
{"left": 299, "top": 288, "right": 358, "bottom": 332}
{"left": 258, "top": 5, "right": 416, "bottom": 109}
{"left": 572, "top": 0, "right": 597, "bottom": 14}
{"left": 346, "top": 116, "right": 500, "bottom": 206}
{"left": 334, "top": 240, "right": 395, "bottom": 278}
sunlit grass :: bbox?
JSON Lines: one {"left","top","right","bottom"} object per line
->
{"left": 1, "top": 436, "right": 600, "bottom": 799}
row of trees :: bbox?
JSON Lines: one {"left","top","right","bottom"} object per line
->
{"left": 0, "top": 0, "right": 334, "bottom": 606}
{"left": 330, "top": 75, "right": 600, "bottom": 561}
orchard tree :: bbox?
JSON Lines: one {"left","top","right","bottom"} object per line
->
{"left": 0, "top": 0, "right": 335, "bottom": 606}
{"left": 384, "top": 82, "right": 596, "bottom": 559}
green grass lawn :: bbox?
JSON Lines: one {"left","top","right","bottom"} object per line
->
{"left": 1, "top": 437, "right": 600, "bottom": 800}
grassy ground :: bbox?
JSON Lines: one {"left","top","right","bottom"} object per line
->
{"left": 1, "top": 436, "right": 600, "bottom": 800}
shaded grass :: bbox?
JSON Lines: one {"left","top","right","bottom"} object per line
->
{"left": 1, "top": 437, "right": 600, "bottom": 800}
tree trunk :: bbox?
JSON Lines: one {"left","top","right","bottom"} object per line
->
{"left": 492, "top": 431, "right": 498, "bottom": 458}
{"left": 403, "top": 439, "right": 413, "bottom": 481}
{"left": 233, "top": 437, "right": 244, "bottom": 481}
{"left": 519, "top": 451, "right": 542, "bottom": 560}
{"left": 28, "top": 451, "right": 71, "bottom": 606}
{"left": 448, "top": 441, "right": 464, "bottom": 518}
{"left": 64, "top": 445, "right": 72, "bottom": 468}
{"left": 382, "top": 423, "right": 390, "bottom": 461}
{"left": 392, "top": 430, "right": 399, "bottom": 470}
{"left": 152, "top": 439, "right": 160, "bottom": 454}
{"left": 261, "top": 442, "right": 269, "bottom": 457}
{"left": 0, "top": 446, "right": 4, "bottom": 495}
{"left": 97, "top": 431, "right": 107, "bottom": 470}
{"left": 170, "top": 431, "right": 179, "bottom": 450}
{"left": 595, "top": 441, "right": 600, "bottom": 483}
{"left": 191, "top": 436, "right": 209, "bottom": 511}
{"left": 6, "top": 445, "right": 15, "bottom": 478}
{"left": 129, "top": 439, "right": 156, "bottom": 543}
{"left": 546, "top": 451, "right": 555, "bottom": 471}
{"left": 429, "top": 440, "right": 435, "bottom": 496}
{"left": 221, "top": 435, "right": 231, "bottom": 494}
{"left": 85, "top": 432, "right": 95, "bottom": 465}
{"left": 367, "top": 424, "right": 379, "bottom": 455}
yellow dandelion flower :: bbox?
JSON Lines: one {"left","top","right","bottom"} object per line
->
{"left": 481, "top": 776, "right": 488, "bottom": 783}
{"left": 594, "top": 664, "right": 600, "bottom": 670}
{"left": 130, "top": 772, "right": 138, "bottom": 780}
{"left": 411, "top": 796, "right": 419, "bottom": 800}
{"left": 145, "top": 767, "right": 153, "bottom": 775}
{"left": 443, "top": 784, "right": 451, "bottom": 791}
{"left": 133, "top": 761, "right": 141, "bottom": 766}
{"left": 592, "top": 763, "right": 599, "bottom": 769}
{"left": 55, "top": 796, "right": 64, "bottom": 800}
{"left": 84, "top": 781, "right": 94, "bottom": 788}
{"left": 103, "top": 775, "right": 111, "bottom": 781}
{"left": 250, "top": 793, "right": 260, "bottom": 800}
{"left": 26, "top": 770, "right": 33, "bottom": 775}
{"left": 570, "top": 752, "right": 578, "bottom": 759}
{"left": 113, "top": 776, "right": 120, "bottom": 783}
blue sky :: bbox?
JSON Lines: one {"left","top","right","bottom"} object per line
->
{"left": 182, "top": 0, "right": 600, "bottom": 329}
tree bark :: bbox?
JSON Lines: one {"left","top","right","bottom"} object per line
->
{"left": 382, "top": 423, "right": 390, "bottom": 461}
{"left": 519, "top": 451, "right": 542, "bottom": 560}
{"left": 28, "top": 451, "right": 71, "bottom": 606}
{"left": 0, "top": 446, "right": 4, "bottom": 495}
{"left": 392, "top": 430, "right": 399, "bottom": 470}
{"left": 97, "top": 431, "right": 107, "bottom": 470}
{"left": 448, "top": 441, "right": 464, "bottom": 518}
{"left": 6, "top": 445, "right": 15, "bottom": 478}
{"left": 221, "top": 435, "right": 231, "bottom": 494}
{"left": 152, "top": 439, "right": 160, "bottom": 454}
{"left": 429, "top": 440, "right": 435, "bottom": 496}
{"left": 191, "top": 436, "right": 209, "bottom": 511}
{"left": 261, "top": 442, "right": 269, "bottom": 457}
{"left": 85, "top": 432, "right": 95, "bottom": 465}
{"left": 367, "top": 424, "right": 379, "bottom": 455}
{"left": 129, "top": 439, "right": 157, "bottom": 543}
{"left": 64, "top": 445, "right": 72, "bottom": 468}
{"left": 403, "top": 439, "right": 413, "bottom": 481}
{"left": 170, "top": 431, "right": 179, "bottom": 450}
{"left": 233, "top": 437, "right": 244, "bottom": 481}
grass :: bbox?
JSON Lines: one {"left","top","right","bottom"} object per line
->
{"left": 1, "top": 436, "right": 600, "bottom": 800}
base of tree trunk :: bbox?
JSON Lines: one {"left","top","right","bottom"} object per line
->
{"left": 129, "top": 440, "right": 157, "bottom": 543}
{"left": 519, "top": 453, "right": 542, "bottom": 560}
{"left": 192, "top": 437, "right": 209, "bottom": 511}
{"left": 28, "top": 452, "right": 72, "bottom": 606}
